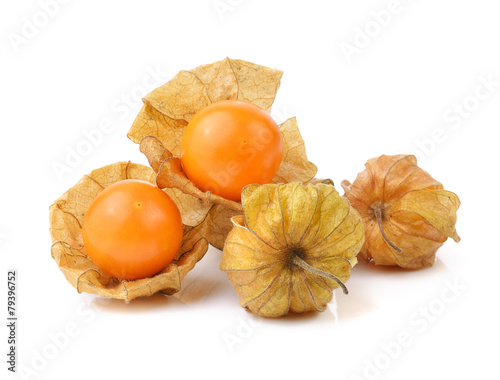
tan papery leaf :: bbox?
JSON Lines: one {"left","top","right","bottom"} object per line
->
{"left": 341, "top": 154, "right": 460, "bottom": 269}
{"left": 272, "top": 117, "right": 317, "bottom": 184}
{"left": 206, "top": 204, "right": 242, "bottom": 251}
{"left": 128, "top": 58, "right": 321, "bottom": 248}
{"left": 128, "top": 58, "right": 283, "bottom": 155}
{"left": 205, "top": 176, "right": 332, "bottom": 250}
{"left": 49, "top": 162, "right": 212, "bottom": 302}
{"left": 220, "top": 182, "right": 365, "bottom": 318}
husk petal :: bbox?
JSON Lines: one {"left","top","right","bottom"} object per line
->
{"left": 220, "top": 182, "right": 364, "bottom": 317}
{"left": 342, "top": 154, "right": 460, "bottom": 269}
{"left": 128, "top": 58, "right": 320, "bottom": 249}
{"left": 49, "top": 162, "right": 212, "bottom": 302}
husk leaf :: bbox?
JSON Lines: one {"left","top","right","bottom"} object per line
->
{"left": 128, "top": 58, "right": 283, "bottom": 155}
{"left": 341, "top": 154, "right": 460, "bottom": 269}
{"left": 49, "top": 161, "right": 212, "bottom": 302}
{"left": 220, "top": 182, "right": 365, "bottom": 318}
{"left": 128, "top": 58, "right": 319, "bottom": 248}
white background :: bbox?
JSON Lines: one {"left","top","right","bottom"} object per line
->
{"left": 1, "top": 1, "right": 498, "bottom": 379}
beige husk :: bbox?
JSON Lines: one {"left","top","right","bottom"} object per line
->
{"left": 128, "top": 58, "right": 320, "bottom": 249}
{"left": 49, "top": 161, "right": 212, "bottom": 302}
{"left": 342, "top": 154, "right": 460, "bottom": 269}
{"left": 220, "top": 182, "right": 365, "bottom": 318}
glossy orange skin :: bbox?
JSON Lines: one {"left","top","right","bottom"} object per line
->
{"left": 82, "top": 179, "right": 183, "bottom": 280}
{"left": 180, "top": 100, "right": 283, "bottom": 201}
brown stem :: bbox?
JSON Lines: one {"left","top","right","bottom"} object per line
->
{"left": 291, "top": 255, "right": 349, "bottom": 295}
{"left": 373, "top": 208, "right": 402, "bottom": 253}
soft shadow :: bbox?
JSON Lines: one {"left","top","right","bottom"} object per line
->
{"left": 335, "top": 290, "right": 377, "bottom": 320}
{"left": 173, "top": 276, "right": 224, "bottom": 304}
{"left": 353, "top": 259, "right": 413, "bottom": 276}
{"left": 260, "top": 304, "right": 337, "bottom": 324}
{"left": 91, "top": 292, "right": 183, "bottom": 314}
{"left": 335, "top": 257, "right": 451, "bottom": 320}
{"left": 352, "top": 256, "right": 450, "bottom": 277}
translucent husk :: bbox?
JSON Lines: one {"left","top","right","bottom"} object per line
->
{"left": 220, "top": 182, "right": 365, "bottom": 318}
{"left": 342, "top": 154, "right": 461, "bottom": 269}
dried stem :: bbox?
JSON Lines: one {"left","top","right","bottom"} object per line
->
{"left": 373, "top": 207, "right": 402, "bottom": 253}
{"left": 291, "top": 255, "right": 348, "bottom": 295}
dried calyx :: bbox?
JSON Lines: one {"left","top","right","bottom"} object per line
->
{"left": 49, "top": 162, "right": 212, "bottom": 302}
{"left": 288, "top": 247, "right": 349, "bottom": 294}
{"left": 342, "top": 154, "right": 460, "bottom": 269}
{"left": 220, "top": 182, "right": 364, "bottom": 317}
{"left": 127, "top": 58, "right": 319, "bottom": 250}
{"left": 368, "top": 200, "right": 402, "bottom": 254}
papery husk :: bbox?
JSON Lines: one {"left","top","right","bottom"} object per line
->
{"left": 220, "top": 182, "right": 365, "bottom": 318}
{"left": 206, "top": 205, "right": 242, "bottom": 252}
{"left": 49, "top": 161, "right": 212, "bottom": 302}
{"left": 128, "top": 58, "right": 284, "bottom": 154}
{"left": 128, "top": 58, "right": 319, "bottom": 249}
{"left": 207, "top": 176, "right": 334, "bottom": 250}
{"left": 341, "top": 154, "right": 460, "bottom": 269}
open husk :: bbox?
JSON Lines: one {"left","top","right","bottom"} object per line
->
{"left": 220, "top": 182, "right": 365, "bottom": 318}
{"left": 128, "top": 58, "right": 320, "bottom": 249}
{"left": 49, "top": 161, "right": 212, "bottom": 302}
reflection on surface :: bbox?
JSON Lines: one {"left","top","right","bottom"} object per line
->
{"left": 89, "top": 247, "right": 228, "bottom": 314}
{"left": 91, "top": 293, "right": 179, "bottom": 314}
{"left": 335, "top": 257, "right": 452, "bottom": 321}
{"left": 173, "top": 275, "right": 223, "bottom": 304}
